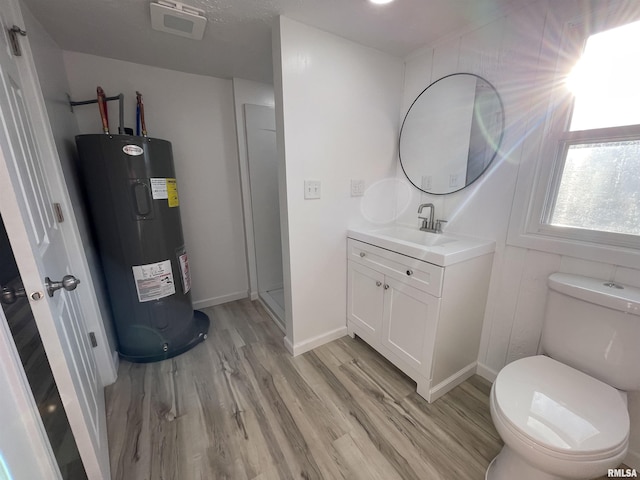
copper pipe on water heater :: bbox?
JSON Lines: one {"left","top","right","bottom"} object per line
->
{"left": 97, "top": 86, "right": 109, "bottom": 134}
{"left": 136, "top": 91, "right": 147, "bottom": 137}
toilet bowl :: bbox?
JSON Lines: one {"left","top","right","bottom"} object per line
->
{"left": 487, "top": 355, "right": 629, "bottom": 480}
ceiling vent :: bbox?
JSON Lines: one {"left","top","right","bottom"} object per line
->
{"left": 150, "top": 1, "right": 207, "bottom": 40}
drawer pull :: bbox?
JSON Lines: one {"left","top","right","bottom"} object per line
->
{"left": 359, "top": 252, "right": 366, "bottom": 258}
{"left": 384, "top": 284, "right": 389, "bottom": 290}
{"left": 406, "top": 269, "right": 413, "bottom": 276}
{"left": 376, "top": 281, "right": 382, "bottom": 287}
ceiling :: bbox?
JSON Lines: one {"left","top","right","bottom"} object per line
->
{"left": 21, "top": 0, "right": 520, "bottom": 84}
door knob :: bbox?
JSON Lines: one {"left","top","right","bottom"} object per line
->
{"left": 1, "top": 286, "right": 26, "bottom": 305}
{"left": 45, "top": 275, "right": 81, "bottom": 297}
{"left": 376, "top": 281, "right": 382, "bottom": 287}
{"left": 384, "top": 284, "right": 389, "bottom": 290}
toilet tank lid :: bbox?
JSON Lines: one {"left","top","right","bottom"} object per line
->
{"left": 548, "top": 273, "right": 640, "bottom": 317}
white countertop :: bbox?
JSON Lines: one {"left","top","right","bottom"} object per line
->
{"left": 347, "top": 225, "right": 495, "bottom": 266}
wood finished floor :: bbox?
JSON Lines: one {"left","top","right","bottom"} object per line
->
{"left": 105, "top": 298, "right": 617, "bottom": 480}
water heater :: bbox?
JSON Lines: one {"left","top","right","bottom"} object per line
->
{"left": 76, "top": 134, "right": 209, "bottom": 362}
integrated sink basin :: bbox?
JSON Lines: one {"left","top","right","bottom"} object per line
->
{"left": 370, "top": 226, "right": 458, "bottom": 247}
{"left": 347, "top": 225, "right": 495, "bottom": 266}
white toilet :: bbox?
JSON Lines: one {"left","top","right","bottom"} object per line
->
{"left": 486, "top": 273, "right": 640, "bottom": 480}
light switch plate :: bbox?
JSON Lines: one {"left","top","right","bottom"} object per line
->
{"left": 350, "top": 179, "right": 365, "bottom": 197}
{"left": 304, "top": 180, "right": 321, "bottom": 199}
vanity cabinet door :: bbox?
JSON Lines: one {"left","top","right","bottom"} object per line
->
{"left": 347, "top": 261, "right": 384, "bottom": 343}
{"left": 381, "top": 276, "right": 440, "bottom": 372}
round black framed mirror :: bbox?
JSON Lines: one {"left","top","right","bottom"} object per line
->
{"left": 399, "top": 73, "right": 504, "bottom": 195}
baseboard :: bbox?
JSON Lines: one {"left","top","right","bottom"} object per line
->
{"left": 285, "top": 326, "right": 348, "bottom": 357}
{"left": 193, "top": 291, "right": 248, "bottom": 309}
{"left": 428, "top": 362, "right": 477, "bottom": 402}
{"left": 625, "top": 449, "right": 640, "bottom": 470}
{"left": 283, "top": 336, "right": 295, "bottom": 355}
{"left": 476, "top": 362, "right": 498, "bottom": 383}
{"left": 250, "top": 291, "right": 259, "bottom": 301}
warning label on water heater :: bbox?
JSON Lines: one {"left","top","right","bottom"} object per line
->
{"left": 178, "top": 252, "right": 191, "bottom": 294}
{"left": 150, "top": 178, "right": 168, "bottom": 199}
{"left": 167, "top": 179, "right": 179, "bottom": 207}
{"left": 150, "top": 178, "right": 179, "bottom": 207}
{"left": 132, "top": 260, "right": 176, "bottom": 302}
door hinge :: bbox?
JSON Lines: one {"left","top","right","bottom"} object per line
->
{"left": 8, "top": 25, "right": 27, "bottom": 57}
{"left": 53, "top": 202, "right": 64, "bottom": 223}
{"left": 89, "top": 332, "right": 98, "bottom": 348}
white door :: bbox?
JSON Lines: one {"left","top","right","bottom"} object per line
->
{"left": 0, "top": 5, "right": 109, "bottom": 480}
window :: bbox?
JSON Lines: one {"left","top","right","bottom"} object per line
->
{"left": 544, "top": 20, "right": 640, "bottom": 244}
{"left": 518, "top": 15, "right": 640, "bottom": 255}
{"left": 548, "top": 137, "right": 640, "bottom": 237}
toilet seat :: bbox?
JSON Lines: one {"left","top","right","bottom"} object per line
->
{"left": 492, "top": 355, "right": 629, "bottom": 459}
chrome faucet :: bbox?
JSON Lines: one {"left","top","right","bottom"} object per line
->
{"left": 418, "top": 203, "right": 447, "bottom": 233}
{"left": 418, "top": 203, "right": 434, "bottom": 231}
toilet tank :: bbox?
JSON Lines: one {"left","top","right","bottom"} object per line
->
{"left": 541, "top": 273, "right": 640, "bottom": 391}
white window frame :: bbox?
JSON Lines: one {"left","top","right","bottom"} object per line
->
{"left": 507, "top": 3, "right": 640, "bottom": 269}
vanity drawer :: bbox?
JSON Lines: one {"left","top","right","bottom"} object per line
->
{"left": 348, "top": 239, "right": 443, "bottom": 297}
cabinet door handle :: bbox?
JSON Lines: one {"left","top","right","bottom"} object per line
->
{"left": 376, "top": 281, "right": 382, "bottom": 287}
{"left": 384, "top": 284, "right": 389, "bottom": 290}
{"left": 406, "top": 269, "right": 413, "bottom": 276}
{"left": 359, "top": 252, "right": 366, "bottom": 258}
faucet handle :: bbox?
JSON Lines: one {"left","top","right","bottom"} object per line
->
{"left": 435, "top": 219, "right": 447, "bottom": 233}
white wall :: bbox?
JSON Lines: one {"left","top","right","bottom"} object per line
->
{"left": 273, "top": 17, "right": 404, "bottom": 354}
{"left": 231, "top": 78, "right": 275, "bottom": 299}
{"left": 63, "top": 52, "right": 249, "bottom": 309}
{"left": 20, "top": 2, "right": 118, "bottom": 381}
{"left": 400, "top": 0, "right": 640, "bottom": 467}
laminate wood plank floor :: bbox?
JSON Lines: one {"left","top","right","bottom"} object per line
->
{"left": 105, "top": 299, "right": 618, "bottom": 480}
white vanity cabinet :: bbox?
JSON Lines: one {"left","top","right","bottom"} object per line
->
{"left": 346, "top": 237, "right": 493, "bottom": 402}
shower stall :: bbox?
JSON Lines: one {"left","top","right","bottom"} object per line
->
{"left": 244, "top": 104, "right": 285, "bottom": 328}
